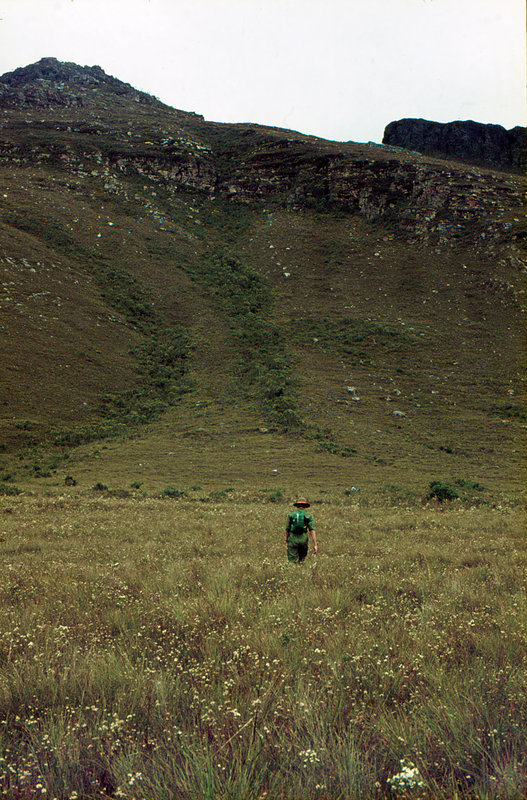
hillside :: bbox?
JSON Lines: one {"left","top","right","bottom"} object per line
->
{"left": 0, "top": 58, "right": 525, "bottom": 500}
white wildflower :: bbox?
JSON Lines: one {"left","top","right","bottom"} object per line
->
{"left": 387, "top": 759, "right": 425, "bottom": 794}
{"left": 299, "top": 748, "right": 321, "bottom": 766}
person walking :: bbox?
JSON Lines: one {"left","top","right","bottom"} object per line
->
{"left": 286, "top": 498, "right": 317, "bottom": 564}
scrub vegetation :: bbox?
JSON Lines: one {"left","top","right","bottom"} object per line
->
{"left": 0, "top": 493, "right": 525, "bottom": 799}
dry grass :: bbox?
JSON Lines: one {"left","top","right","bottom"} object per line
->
{"left": 0, "top": 493, "right": 524, "bottom": 799}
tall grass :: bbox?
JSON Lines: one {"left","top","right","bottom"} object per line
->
{"left": 0, "top": 495, "right": 524, "bottom": 799}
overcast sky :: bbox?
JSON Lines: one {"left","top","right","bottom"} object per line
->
{"left": 0, "top": 0, "right": 525, "bottom": 143}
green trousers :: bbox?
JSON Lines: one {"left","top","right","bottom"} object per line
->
{"left": 287, "top": 537, "right": 309, "bottom": 564}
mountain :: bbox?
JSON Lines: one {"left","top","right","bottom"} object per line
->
{"left": 0, "top": 58, "right": 525, "bottom": 499}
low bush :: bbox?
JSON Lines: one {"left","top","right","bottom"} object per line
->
{"left": 0, "top": 484, "right": 21, "bottom": 496}
{"left": 160, "top": 487, "right": 187, "bottom": 498}
{"left": 455, "top": 478, "right": 487, "bottom": 492}
{"left": 427, "top": 480, "right": 459, "bottom": 502}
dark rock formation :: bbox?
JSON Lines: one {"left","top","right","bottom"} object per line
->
{"left": 0, "top": 56, "right": 159, "bottom": 107}
{"left": 383, "top": 118, "right": 526, "bottom": 173}
{"left": 0, "top": 57, "right": 202, "bottom": 118}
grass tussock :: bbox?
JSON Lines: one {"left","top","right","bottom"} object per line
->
{"left": 0, "top": 496, "right": 525, "bottom": 799}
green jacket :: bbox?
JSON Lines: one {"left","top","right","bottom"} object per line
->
{"left": 286, "top": 510, "right": 315, "bottom": 541}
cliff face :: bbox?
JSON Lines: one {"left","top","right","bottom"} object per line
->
{"left": 218, "top": 139, "right": 523, "bottom": 253}
{"left": 383, "top": 117, "right": 526, "bottom": 173}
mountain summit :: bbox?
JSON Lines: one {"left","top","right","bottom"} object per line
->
{"left": 0, "top": 56, "right": 182, "bottom": 111}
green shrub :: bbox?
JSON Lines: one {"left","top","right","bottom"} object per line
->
{"left": 92, "top": 482, "right": 108, "bottom": 492}
{"left": 427, "top": 480, "right": 459, "bottom": 502}
{"left": 210, "top": 490, "right": 228, "bottom": 500}
{"left": 161, "top": 487, "right": 187, "bottom": 498}
{"left": 15, "top": 420, "right": 35, "bottom": 431}
{"left": 454, "top": 478, "right": 487, "bottom": 492}
{"left": 0, "top": 485, "right": 21, "bottom": 496}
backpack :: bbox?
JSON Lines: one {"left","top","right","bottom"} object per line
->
{"left": 290, "top": 510, "right": 306, "bottom": 535}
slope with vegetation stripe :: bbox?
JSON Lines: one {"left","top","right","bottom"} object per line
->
{"left": 0, "top": 58, "right": 524, "bottom": 498}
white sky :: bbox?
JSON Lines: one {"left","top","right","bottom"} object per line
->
{"left": 0, "top": 0, "right": 525, "bottom": 143}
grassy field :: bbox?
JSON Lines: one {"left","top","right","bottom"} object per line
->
{"left": 0, "top": 492, "right": 524, "bottom": 799}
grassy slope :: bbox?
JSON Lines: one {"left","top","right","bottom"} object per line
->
{"left": 0, "top": 104, "right": 525, "bottom": 501}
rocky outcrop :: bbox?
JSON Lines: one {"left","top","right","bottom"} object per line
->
{"left": 0, "top": 56, "right": 160, "bottom": 108}
{"left": 0, "top": 57, "right": 203, "bottom": 119}
{"left": 0, "top": 137, "right": 216, "bottom": 195}
{"left": 383, "top": 118, "right": 526, "bottom": 173}
{"left": 210, "top": 138, "right": 524, "bottom": 253}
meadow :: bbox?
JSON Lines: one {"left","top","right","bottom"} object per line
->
{"left": 0, "top": 492, "right": 525, "bottom": 799}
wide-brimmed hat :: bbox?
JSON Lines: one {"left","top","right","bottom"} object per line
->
{"left": 293, "top": 498, "right": 310, "bottom": 507}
